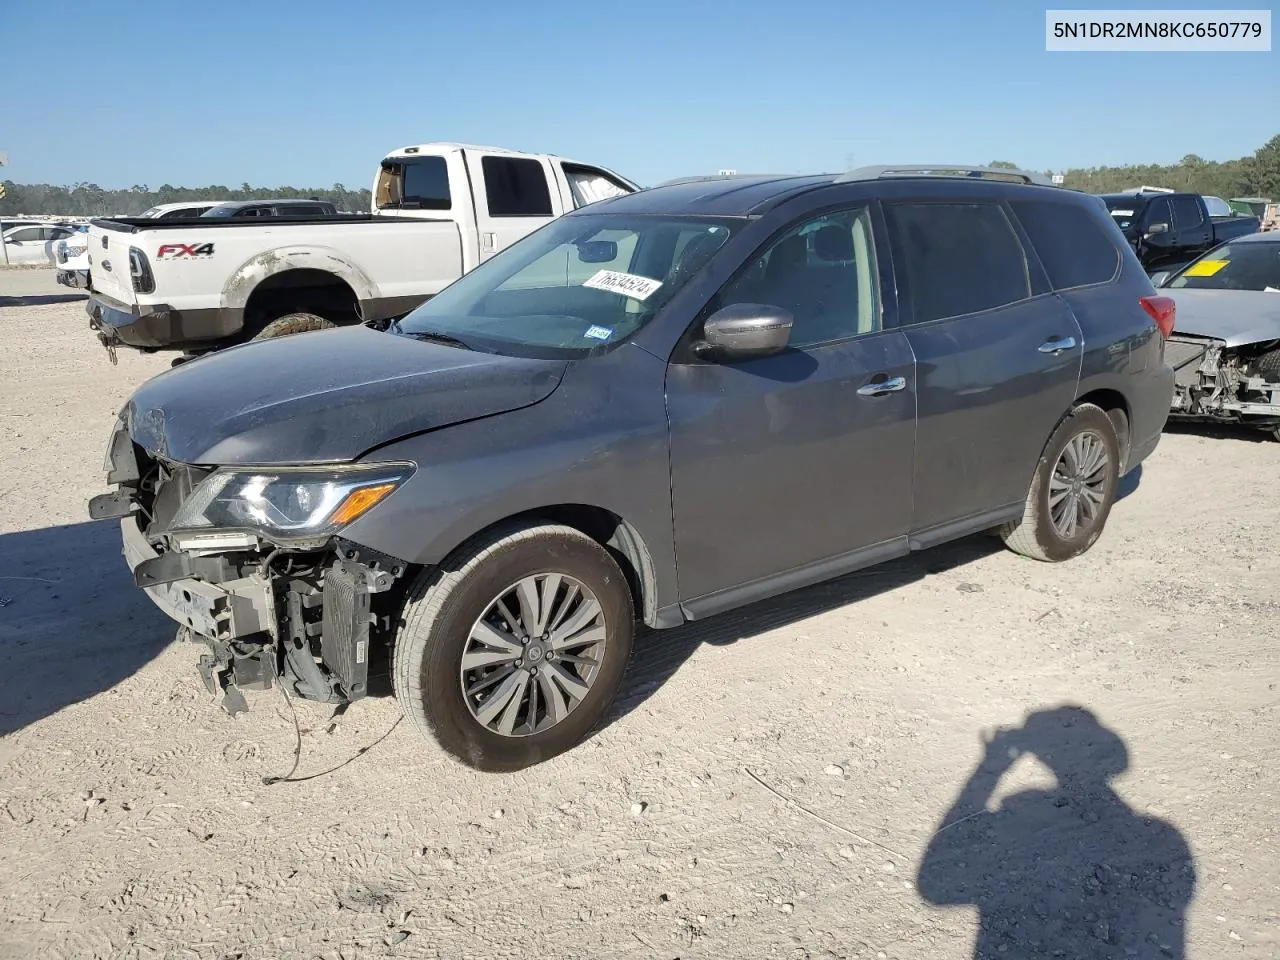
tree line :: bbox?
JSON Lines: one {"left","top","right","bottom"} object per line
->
{"left": 0, "top": 182, "right": 373, "bottom": 217}
{"left": 4, "top": 133, "right": 1277, "bottom": 218}
{"left": 996, "top": 132, "right": 1279, "bottom": 198}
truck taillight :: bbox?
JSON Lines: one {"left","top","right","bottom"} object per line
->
{"left": 1139, "top": 295, "right": 1175, "bottom": 338}
{"left": 129, "top": 246, "right": 155, "bottom": 294}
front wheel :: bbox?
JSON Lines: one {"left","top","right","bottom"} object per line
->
{"left": 1000, "top": 402, "right": 1120, "bottom": 562}
{"left": 393, "top": 524, "right": 634, "bottom": 771}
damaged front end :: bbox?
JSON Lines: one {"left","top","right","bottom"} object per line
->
{"left": 1165, "top": 335, "right": 1280, "bottom": 437}
{"left": 88, "top": 414, "right": 415, "bottom": 717}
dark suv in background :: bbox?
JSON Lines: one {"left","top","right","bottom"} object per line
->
{"left": 90, "top": 165, "right": 1177, "bottom": 771}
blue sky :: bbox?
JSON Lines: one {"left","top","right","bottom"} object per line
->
{"left": 2, "top": 0, "right": 1276, "bottom": 189}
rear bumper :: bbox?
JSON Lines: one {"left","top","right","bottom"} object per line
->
{"left": 87, "top": 291, "right": 242, "bottom": 350}
{"left": 121, "top": 516, "right": 274, "bottom": 641}
{"left": 1126, "top": 361, "right": 1176, "bottom": 473}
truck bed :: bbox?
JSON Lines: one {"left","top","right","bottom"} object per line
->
{"left": 90, "top": 214, "right": 435, "bottom": 232}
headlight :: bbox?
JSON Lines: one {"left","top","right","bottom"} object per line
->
{"left": 169, "top": 463, "right": 414, "bottom": 546}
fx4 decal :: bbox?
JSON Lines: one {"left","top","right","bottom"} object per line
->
{"left": 156, "top": 242, "right": 215, "bottom": 260}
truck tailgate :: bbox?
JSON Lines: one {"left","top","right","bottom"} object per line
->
{"left": 87, "top": 226, "right": 138, "bottom": 306}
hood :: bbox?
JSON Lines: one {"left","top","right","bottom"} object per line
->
{"left": 125, "top": 326, "right": 567, "bottom": 465}
{"left": 1164, "top": 289, "right": 1280, "bottom": 347}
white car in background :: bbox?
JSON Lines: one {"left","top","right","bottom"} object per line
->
{"left": 54, "top": 225, "right": 93, "bottom": 288}
{"left": 3, "top": 222, "right": 81, "bottom": 265}
{"left": 57, "top": 201, "right": 226, "bottom": 290}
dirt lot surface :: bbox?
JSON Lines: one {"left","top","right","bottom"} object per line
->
{"left": 1, "top": 288, "right": 1277, "bottom": 960}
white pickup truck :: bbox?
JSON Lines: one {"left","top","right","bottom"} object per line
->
{"left": 58, "top": 201, "right": 225, "bottom": 290}
{"left": 85, "top": 143, "right": 636, "bottom": 360}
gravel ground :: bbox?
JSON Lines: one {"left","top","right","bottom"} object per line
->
{"left": 1, "top": 287, "right": 1277, "bottom": 960}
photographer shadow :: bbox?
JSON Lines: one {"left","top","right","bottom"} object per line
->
{"left": 917, "top": 706, "right": 1195, "bottom": 958}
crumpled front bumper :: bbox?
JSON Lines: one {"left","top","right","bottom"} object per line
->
{"left": 120, "top": 515, "right": 275, "bottom": 642}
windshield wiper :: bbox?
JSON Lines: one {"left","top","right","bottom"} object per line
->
{"left": 396, "top": 327, "right": 474, "bottom": 351}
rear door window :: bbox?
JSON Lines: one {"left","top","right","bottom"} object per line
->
{"left": 885, "top": 202, "right": 1032, "bottom": 324}
{"left": 1010, "top": 200, "right": 1120, "bottom": 289}
{"left": 482, "top": 156, "right": 554, "bottom": 217}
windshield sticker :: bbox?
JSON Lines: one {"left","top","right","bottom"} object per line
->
{"left": 1183, "top": 259, "right": 1229, "bottom": 277}
{"left": 583, "top": 270, "right": 663, "bottom": 301}
{"left": 1109, "top": 209, "right": 1134, "bottom": 217}
{"left": 583, "top": 325, "right": 614, "bottom": 341}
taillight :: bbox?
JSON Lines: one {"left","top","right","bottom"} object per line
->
{"left": 129, "top": 246, "right": 155, "bottom": 294}
{"left": 1140, "top": 294, "right": 1175, "bottom": 338}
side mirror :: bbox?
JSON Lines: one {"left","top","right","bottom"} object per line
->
{"left": 1145, "top": 222, "right": 1169, "bottom": 238}
{"left": 695, "top": 303, "right": 792, "bottom": 360}
{"left": 1148, "top": 271, "right": 1171, "bottom": 287}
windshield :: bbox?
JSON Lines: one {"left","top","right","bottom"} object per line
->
{"left": 1202, "top": 196, "right": 1233, "bottom": 218}
{"left": 394, "top": 214, "right": 741, "bottom": 358}
{"left": 1167, "top": 240, "right": 1280, "bottom": 291}
{"left": 1102, "top": 196, "right": 1146, "bottom": 231}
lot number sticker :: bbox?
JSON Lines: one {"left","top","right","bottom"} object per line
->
{"left": 583, "top": 270, "right": 663, "bottom": 301}
{"left": 1183, "top": 259, "right": 1229, "bottom": 277}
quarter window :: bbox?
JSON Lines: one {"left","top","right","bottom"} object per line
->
{"left": 885, "top": 202, "right": 1031, "bottom": 324}
{"left": 1010, "top": 200, "right": 1119, "bottom": 290}
{"left": 714, "top": 206, "right": 881, "bottom": 347}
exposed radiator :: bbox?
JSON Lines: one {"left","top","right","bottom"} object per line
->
{"left": 1165, "top": 337, "right": 1211, "bottom": 388}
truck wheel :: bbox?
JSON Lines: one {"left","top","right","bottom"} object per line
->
{"left": 251, "top": 313, "right": 335, "bottom": 341}
{"left": 393, "top": 523, "right": 634, "bottom": 772}
{"left": 999, "top": 402, "right": 1120, "bottom": 563}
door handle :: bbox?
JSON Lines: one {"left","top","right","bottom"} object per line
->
{"left": 1038, "top": 336, "right": 1077, "bottom": 354}
{"left": 856, "top": 375, "right": 907, "bottom": 397}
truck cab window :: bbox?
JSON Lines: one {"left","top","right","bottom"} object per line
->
{"left": 377, "top": 157, "right": 452, "bottom": 211}
{"left": 1145, "top": 198, "right": 1173, "bottom": 230}
{"left": 482, "top": 157, "right": 553, "bottom": 217}
{"left": 1172, "top": 196, "right": 1205, "bottom": 230}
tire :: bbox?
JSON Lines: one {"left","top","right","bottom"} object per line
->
{"left": 1253, "top": 349, "right": 1280, "bottom": 382}
{"left": 250, "top": 312, "right": 335, "bottom": 341}
{"left": 1246, "top": 351, "right": 1280, "bottom": 442}
{"left": 392, "top": 523, "right": 635, "bottom": 772}
{"left": 999, "top": 402, "right": 1120, "bottom": 563}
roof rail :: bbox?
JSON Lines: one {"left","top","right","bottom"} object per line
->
{"left": 837, "top": 164, "right": 1053, "bottom": 187}
{"left": 656, "top": 173, "right": 782, "bottom": 187}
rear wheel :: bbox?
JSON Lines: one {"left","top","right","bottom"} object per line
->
{"left": 392, "top": 524, "right": 634, "bottom": 772}
{"left": 1000, "top": 403, "right": 1120, "bottom": 562}
{"left": 250, "top": 312, "right": 335, "bottom": 341}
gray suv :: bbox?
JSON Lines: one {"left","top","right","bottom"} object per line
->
{"left": 90, "top": 166, "right": 1177, "bottom": 771}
